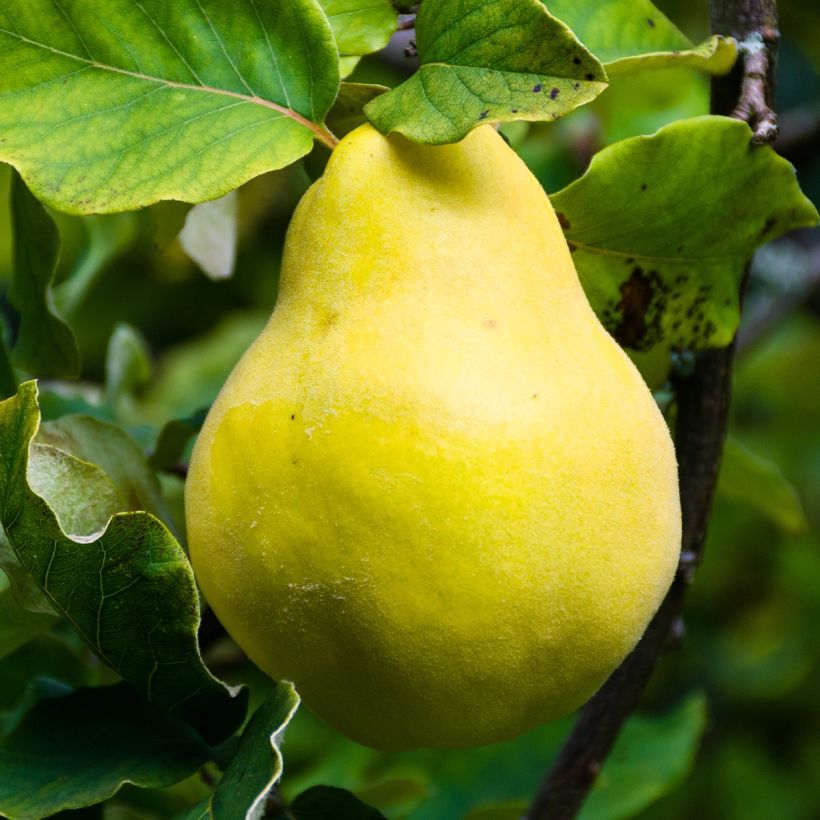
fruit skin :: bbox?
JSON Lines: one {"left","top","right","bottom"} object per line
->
{"left": 186, "top": 124, "right": 681, "bottom": 751}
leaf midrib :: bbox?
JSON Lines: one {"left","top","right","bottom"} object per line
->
{"left": 0, "top": 27, "right": 339, "bottom": 148}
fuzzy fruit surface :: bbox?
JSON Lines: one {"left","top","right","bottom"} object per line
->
{"left": 185, "top": 124, "right": 681, "bottom": 750}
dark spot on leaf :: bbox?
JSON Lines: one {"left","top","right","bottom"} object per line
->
{"left": 677, "top": 245, "right": 683, "bottom": 252}
{"left": 511, "top": 108, "right": 518, "bottom": 113}
{"left": 479, "top": 110, "right": 489, "bottom": 120}
{"left": 550, "top": 87, "right": 560, "bottom": 99}
{"left": 760, "top": 216, "right": 777, "bottom": 235}
{"left": 585, "top": 73, "right": 595, "bottom": 80}
{"left": 573, "top": 82, "right": 580, "bottom": 90}
{"left": 614, "top": 267, "right": 658, "bottom": 349}
{"left": 533, "top": 83, "right": 543, "bottom": 93}
{"left": 627, "top": 257, "right": 635, "bottom": 264}
{"left": 573, "top": 57, "right": 582, "bottom": 65}
{"left": 556, "top": 212, "right": 571, "bottom": 230}
{"left": 647, "top": 17, "right": 656, "bottom": 27}
{"left": 640, "top": 183, "right": 647, "bottom": 191}
{"left": 568, "top": 242, "right": 577, "bottom": 252}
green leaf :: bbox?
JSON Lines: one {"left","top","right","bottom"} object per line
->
{"left": 150, "top": 410, "right": 207, "bottom": 473}
{"left": 0, "top": 635, "right": 92, "bottom": 714}
{"left": 579, "top": 694, "right": 708, "bottom": 819}
{"left": 8, "top": 173, "right": 80, "bottom": 378}
{"left": 105, "top": 322, "right": 153, "bottom": 420}
{"left": 36, "top": 413, "right": 170, "bottom": 526}
{"left": 606, "top": 35, "right": 737, "bottom": 77}
{"left": 0, "top": 572, "right": 56, "bottom": 660}
{"left": 365, "top": 0, "right": 607, "bottom": 144}
{"left": 209, "top": 683, "right": 301, "bottom": 819}
{"left": 551, "top": 116, "right": 820, "bottom": 351}
{"left": 0, "top": 329, "right": 16, "bottom": 400}
{"left": 287, "top": 786, "right": 387, "bottom": 819}
{"left": 717, "top": 437, "right": 808, "bottom": 534}
{"left": 328, "top": 83, "right": 391, "bottom": 138}
{"left": 0, "top": 683, "right": 212, "bottom": 820}
{"left": 179, "top": 192, "right": 239, "bottom": 281}
{"left": 0, "top": 382, "right": 248, "bottom": 744}
{"left": 0, "top": 0, "right": 340, "bottom": 214}
{"left": 544, "top": 0, "right": 736, "bottom": 75}
{"left": 54, "top": 211, "right": 141, "bottom": 318}
{"left": 318, "top": 0, "right": 396, "bottom": 72}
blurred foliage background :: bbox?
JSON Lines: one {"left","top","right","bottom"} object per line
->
{"left": 0, "top": 0, "right": 818, "bottom": 817}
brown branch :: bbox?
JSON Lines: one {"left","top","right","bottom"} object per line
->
{"left": 732, "top": 32, "right": 779, "bottom": 144}
{"left": 525, "top": 2, "right": 779, "bottom": 817}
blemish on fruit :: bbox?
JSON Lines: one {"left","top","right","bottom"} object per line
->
{"left": 550, "top": 87, "right": 560, "bottom": 99}
{"left": 483, "top": 318, "right": 497, "bottom": 329}
{"left": 556, "top": 212, "right": 571, "bottom": 230}
{"left": 533, "top": 83, "right": 543, "bottom": 93}
{"left": 479, "top": 110, "right": 489, "bottom": 120}
{"left": 290, "top": 414, "right": 296, "bottom": 420}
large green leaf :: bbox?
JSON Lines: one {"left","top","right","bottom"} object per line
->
{"left": 8, "top": 174, "right": 80, "bottom": 378}
{"left": 365, "top": 0, "right": 607, "bottom": 144}
{"left": 0, "top": 382, "right": 247, "bottom": 744}
{"left": 0, "top": 0, "right": 340, "bottom": 214}
{"left": 0, "top": 683, "right": 212, "bottom": 820}
{"left": 544, "top": 0, "right": 736, "bottom": 75}
{"left": 318, "top": 0, "right": 396, "bottom": 76}
{"left": 551, "top": 116, "right": 819, "bottom": 351}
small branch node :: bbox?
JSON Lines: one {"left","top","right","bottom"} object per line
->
{"left": 732, "top": 30, "right": 780, "bottom": 145}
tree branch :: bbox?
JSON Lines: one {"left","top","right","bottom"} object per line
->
{"left": 525, "top": 2, "right": 779, "bottom": 817}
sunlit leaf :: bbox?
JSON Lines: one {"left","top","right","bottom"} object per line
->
{"left": 0, "top": 0, "right": 340, "bottom": 213}
{"left": 318, "top": 0, "right": 396, "bottom": 75}
{"left": 365, "top": 0, "right": 606, "bottom": 144}
{"left": 552, "top": 116, "right": 819, "bottom": 350}
{"left": 544, "top": 0, "right": 736, "bottom": 75}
